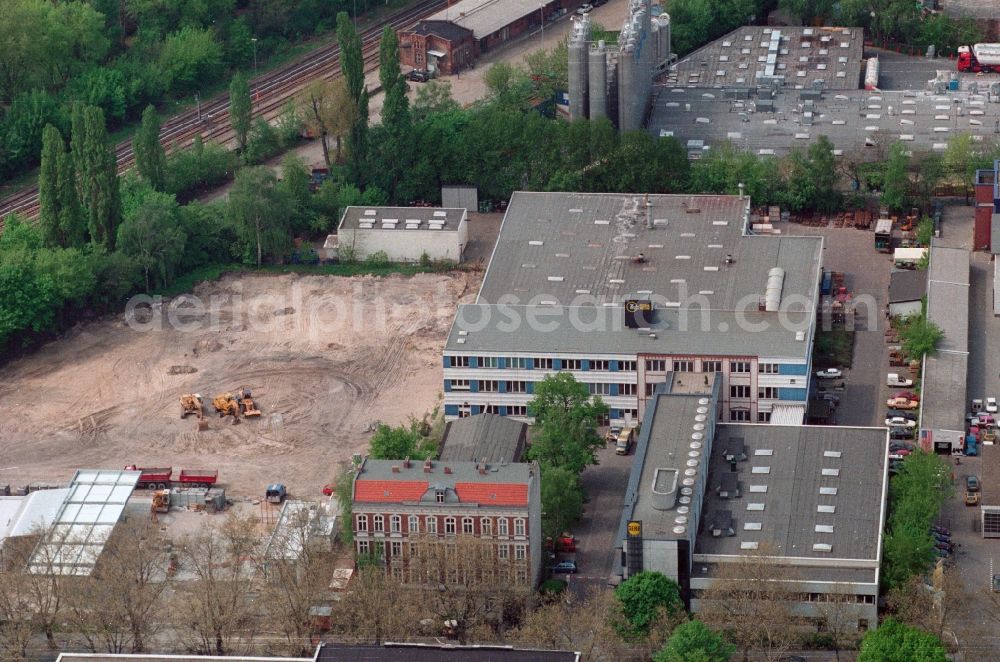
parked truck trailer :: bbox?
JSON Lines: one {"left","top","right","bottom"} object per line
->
{"left": 125, "top": 465, "right": 219, "bottom": 489}
{"left": 958, "top": 44, "right": 1000, "bottom": 74}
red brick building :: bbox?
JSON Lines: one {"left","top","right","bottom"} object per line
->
{"left": 399, "top": 0, "right": 574, "bottom": 75}
{"left": 974, "top": 160, "right": 999, "bottom": 252}
{"left": 350, "top": 456, "right": 543, "bottom": 588}
{"left": 399, "top": 20, "right": 476, "bottom": 76}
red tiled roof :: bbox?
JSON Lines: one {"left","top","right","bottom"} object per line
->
{"left": 454, "top": 482, "right": 528, "bottom": 506}
{"left": 354, "top": 480, "right": 428, "bottom": 503}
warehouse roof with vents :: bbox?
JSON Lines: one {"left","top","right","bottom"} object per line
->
{"left": 338, "top": 206, "right": 466, "bottom": 231}
{"left": 696, "top": 423, "right": 888, "bottom": 583}
{"left": 446, "top": 191, "right": 822, "bottom": 359}
{"left": 475, "top": 191, "right": 822, "bottom": 308}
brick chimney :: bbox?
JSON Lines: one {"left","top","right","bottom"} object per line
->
{"left": 392, "top": 466, "right": 400, "bottom": 473}
{"left": 403, "top": 456, "right": 411, "bottom": 469}
{"left": 423, "top": 458, "right": 433, "bottom": 473}
{"left": 444, "top": 466, "right": 452, "bottom": 474}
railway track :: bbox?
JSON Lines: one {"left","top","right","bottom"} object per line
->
{"left": 0, "top": 0, "right": 447, "bottom": 222}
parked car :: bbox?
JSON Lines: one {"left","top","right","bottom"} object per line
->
{"left": 605, "top": 426, "right": 622, "bottom": 443}
{"left": 892, "top": 391, "right": 920, "bottom": 401}
{"left": 978, "top": 413, "right": 996, "bottom": 428}
{"left": 973, "top": 398, "right": 984, "bottom": 413}
{"left": 887, "top": 373, "right": 914, "bottom": 387}
{"left": 886, "top": 417, "right": 917, "bottom": 428}
{"left": 935, "top": 542, "right": 954, "bottom": 554}
{"left": 546, "top": 533, "right": 577, "bottom": 553}
{"left": 816, "top": 368, "right": 843, "bottom": 379}
{"left": 931, "top": 525, "right": 951, "bottom": 536}
{"left": 933, "top": 532, "right": 951, "bottom": 543}
{"left": 987, "top": 397, "right": 998, "bottom": 413}
{"left": 887, "top": 397, "right": 919, "bottom": 410}
{"left": 966, "top": 475, "right": 981, "bottom": 492}
{"left": 322, "top": 483, "right": 336, "bottom": 497}
{"left": 966, "top": 490, "right": 981, "bottom": 506}
{"left": 407, "top": 69, "right": 430, "bottom": 82}
{"left": 889, "top": 427, "right": 915, "bottom": 440}
{"left": 549, "top": 561, "right": 578, "bottom": 574}
{"left": 576, "top": 3, "right": 593, "bottom": 14}
{"left": 886, "top": 409, "right": 917, "bottom": 421}
{"left": 890, "top": 449, "right": 912, "bottom": 458}
{"left": 890, "top": 441, "right": 914, "bottom": 452}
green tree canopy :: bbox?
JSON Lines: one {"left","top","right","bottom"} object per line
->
{"left": 158, "top": 26, "right": 224, "bottom": 93}
{"left": 540, "top": 466, "right": 584, "bottom": 542}
{"left": 526, "top": 373, "right": 608, "bottom": 474}
{"left": 226, "top": 166, "right": 292, "bottom": 267}
{"left": 899, "top": 314, "right": 944, "bottom": 359}
{"left": 368, "top": 423, "right": 436, "bottom": 460}
{"left": 615, "top": 571, "right": 684, "bottom": 638}
{"left": 134, "top": 105, "right": 167, "bottom": 191}
{"left": 654, "top": 619, "right": 735, "bottom": 662}
{"left": 857, "top": 618, "right": 948, "bottom": 662}
{"left": 229, "top": 72, "right": 252, "bottom": 153}
{"left": 116, "top": 192, "right": 187, "bottom": 292}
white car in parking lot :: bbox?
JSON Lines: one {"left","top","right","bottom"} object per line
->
{"left": 816, "top": 368, "right": 843, "bottom": 379}
{"left": 885, "top": 417, "right": 917, "bottom": 429}
{"left": 987, "top": 397, "right": 998, "bottom": 414}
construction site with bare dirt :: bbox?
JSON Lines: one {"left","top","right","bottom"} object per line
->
{"left": 0, "top": 270, "right": 479, "bottom": 497}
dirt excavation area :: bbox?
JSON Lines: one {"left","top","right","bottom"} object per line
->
{"left": 0, "top": 271, "right": 479, "bottom": 497}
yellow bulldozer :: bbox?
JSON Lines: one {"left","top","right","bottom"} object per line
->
{"left": 212, "top": 393, "right": 241, "bottom": 424}
{"left": 237, "top": 387, "right": 261, "bottom": 417}
{"left": 180, "top": 394, "right": 204, "bottom": 419}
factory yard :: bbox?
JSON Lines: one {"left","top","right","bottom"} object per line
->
{"left": 0, "top": 270, "right": 479, "bottom": 497}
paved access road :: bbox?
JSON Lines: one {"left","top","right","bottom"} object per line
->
{"left": 566, "top": 438, "right": 634, "bottom": 595}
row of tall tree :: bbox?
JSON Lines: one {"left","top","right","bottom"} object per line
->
{"left": 0, "top": 0, "right": 387, "bottom": 184}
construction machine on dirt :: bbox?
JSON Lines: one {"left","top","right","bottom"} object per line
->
{"left": 212, "top": 393, "right": 241, "bottom": 424}
{"left": 179, "top": 394, "right": 204, "bottom": 419}
{"left": 236, "top": 387, "right": 261, "bottom": 417}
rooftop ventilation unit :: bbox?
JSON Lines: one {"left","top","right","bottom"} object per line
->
{"left": 433, "top": 210, "right": 447, "bottom": 217}
{"left": 717, "top": 472, "right": 740, "bottom": 499}
{"left": 359, "top": 221, "right": 375, "bottom": 229}
{"left": 723, "top": 437, "right": 747, "bottom": 462}
{"left": 363, "top": 209, "right": 377, "bottom": 216}
{"left": 651, "top": 468, "right": 679, "bottom": 511}
{"left": 764, "top": 267, "right": 785, "bottom": 312}
{"left": 709, "top": 510, "right": 736, "bottom": 537}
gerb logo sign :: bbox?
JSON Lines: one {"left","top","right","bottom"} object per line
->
{"left": 624, "top": 300, "right": 653, "bottom": 329}
{"left": 627, "top": 520, "right": 642, "bottom": 537}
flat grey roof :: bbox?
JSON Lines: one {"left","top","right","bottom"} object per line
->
{"left": 629, "top": 387, "right": 718, "bottom": 541}
{"left": 338, "top": 206, "right": 465, "bottom": 231}
{"left": 446, "top": 304, "right": 813, "bottom": 359}
{"left": 921, "top": 352, "right": 968, "bottom": 433}
{"left": 921, "top": 241, "right": 969, "bottom": 433}
{"left": 425, "top": 0, "right": 545, "bottom": 38}
{"left": 888, "top": 269, "right": 927, "bottom": 304}
{"left": 440, "top": 413, "right": 527, "bottom": 463}
{"left": 477, "top": 191, "right": 822, "bottom": 310}
{"left": 693, "top": 560, "right": 877, "bottom": 585}
{"left": 927, "top": 241, "right": 970, "bottom": 354}
{"left": 668, "top": 26, "right": 864, "bottom": 90}
{"left": 697, "top": 424, "right": 887, "bottom": 564}
{"left": 649, "top": 87, "right": 1000, "bottom": 159}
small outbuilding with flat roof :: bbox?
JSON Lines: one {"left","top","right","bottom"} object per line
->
{"left": 981, "top": 444, "right": 1000, "bottom": 538}
{"left": 336, "top": 206, "right": 468, "bottom": 264}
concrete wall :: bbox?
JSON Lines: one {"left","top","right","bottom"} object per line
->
{"left": 889, "top": 300, "right": 922, "bottom": 318}
{"left": 339, "top": 221, "right": 467, "bottom": 263}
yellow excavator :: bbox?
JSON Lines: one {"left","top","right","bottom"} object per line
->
{"left": 180, "top": 394, "right": 203, "bottom": 419}
{"left": 212, "top": 393, "right": 241, "bottom": 424}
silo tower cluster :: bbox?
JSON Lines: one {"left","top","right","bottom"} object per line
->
{"left": 568, "top": 0, "right": 672, "bottom": 132}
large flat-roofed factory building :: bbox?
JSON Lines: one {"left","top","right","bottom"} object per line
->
{"left": 442, "top": 190, "right": 824, "bottom": 426}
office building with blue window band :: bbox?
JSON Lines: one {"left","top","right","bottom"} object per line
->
{"left": 443, "top": 191, "right": 824, "bottom": 426}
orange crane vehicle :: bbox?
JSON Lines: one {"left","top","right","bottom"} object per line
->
{"left": 237, "top": 387, "right": 261, "bottom": 417}
{"left": 212, "top": 393, "right": 241, "bottom": 424}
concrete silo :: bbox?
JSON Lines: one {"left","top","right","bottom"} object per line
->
{"left": 568, "top": 16, "right": 590, "bottom": 120}
{"left": 588, "top": 41, "right": 608, "bottom": 119}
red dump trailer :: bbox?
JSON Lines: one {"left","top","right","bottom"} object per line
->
{"left": 177, "top": 469, "right": 218, "bottom": 488}
{"left": 125, "top": 466, "right": 218, "bottom": 489}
